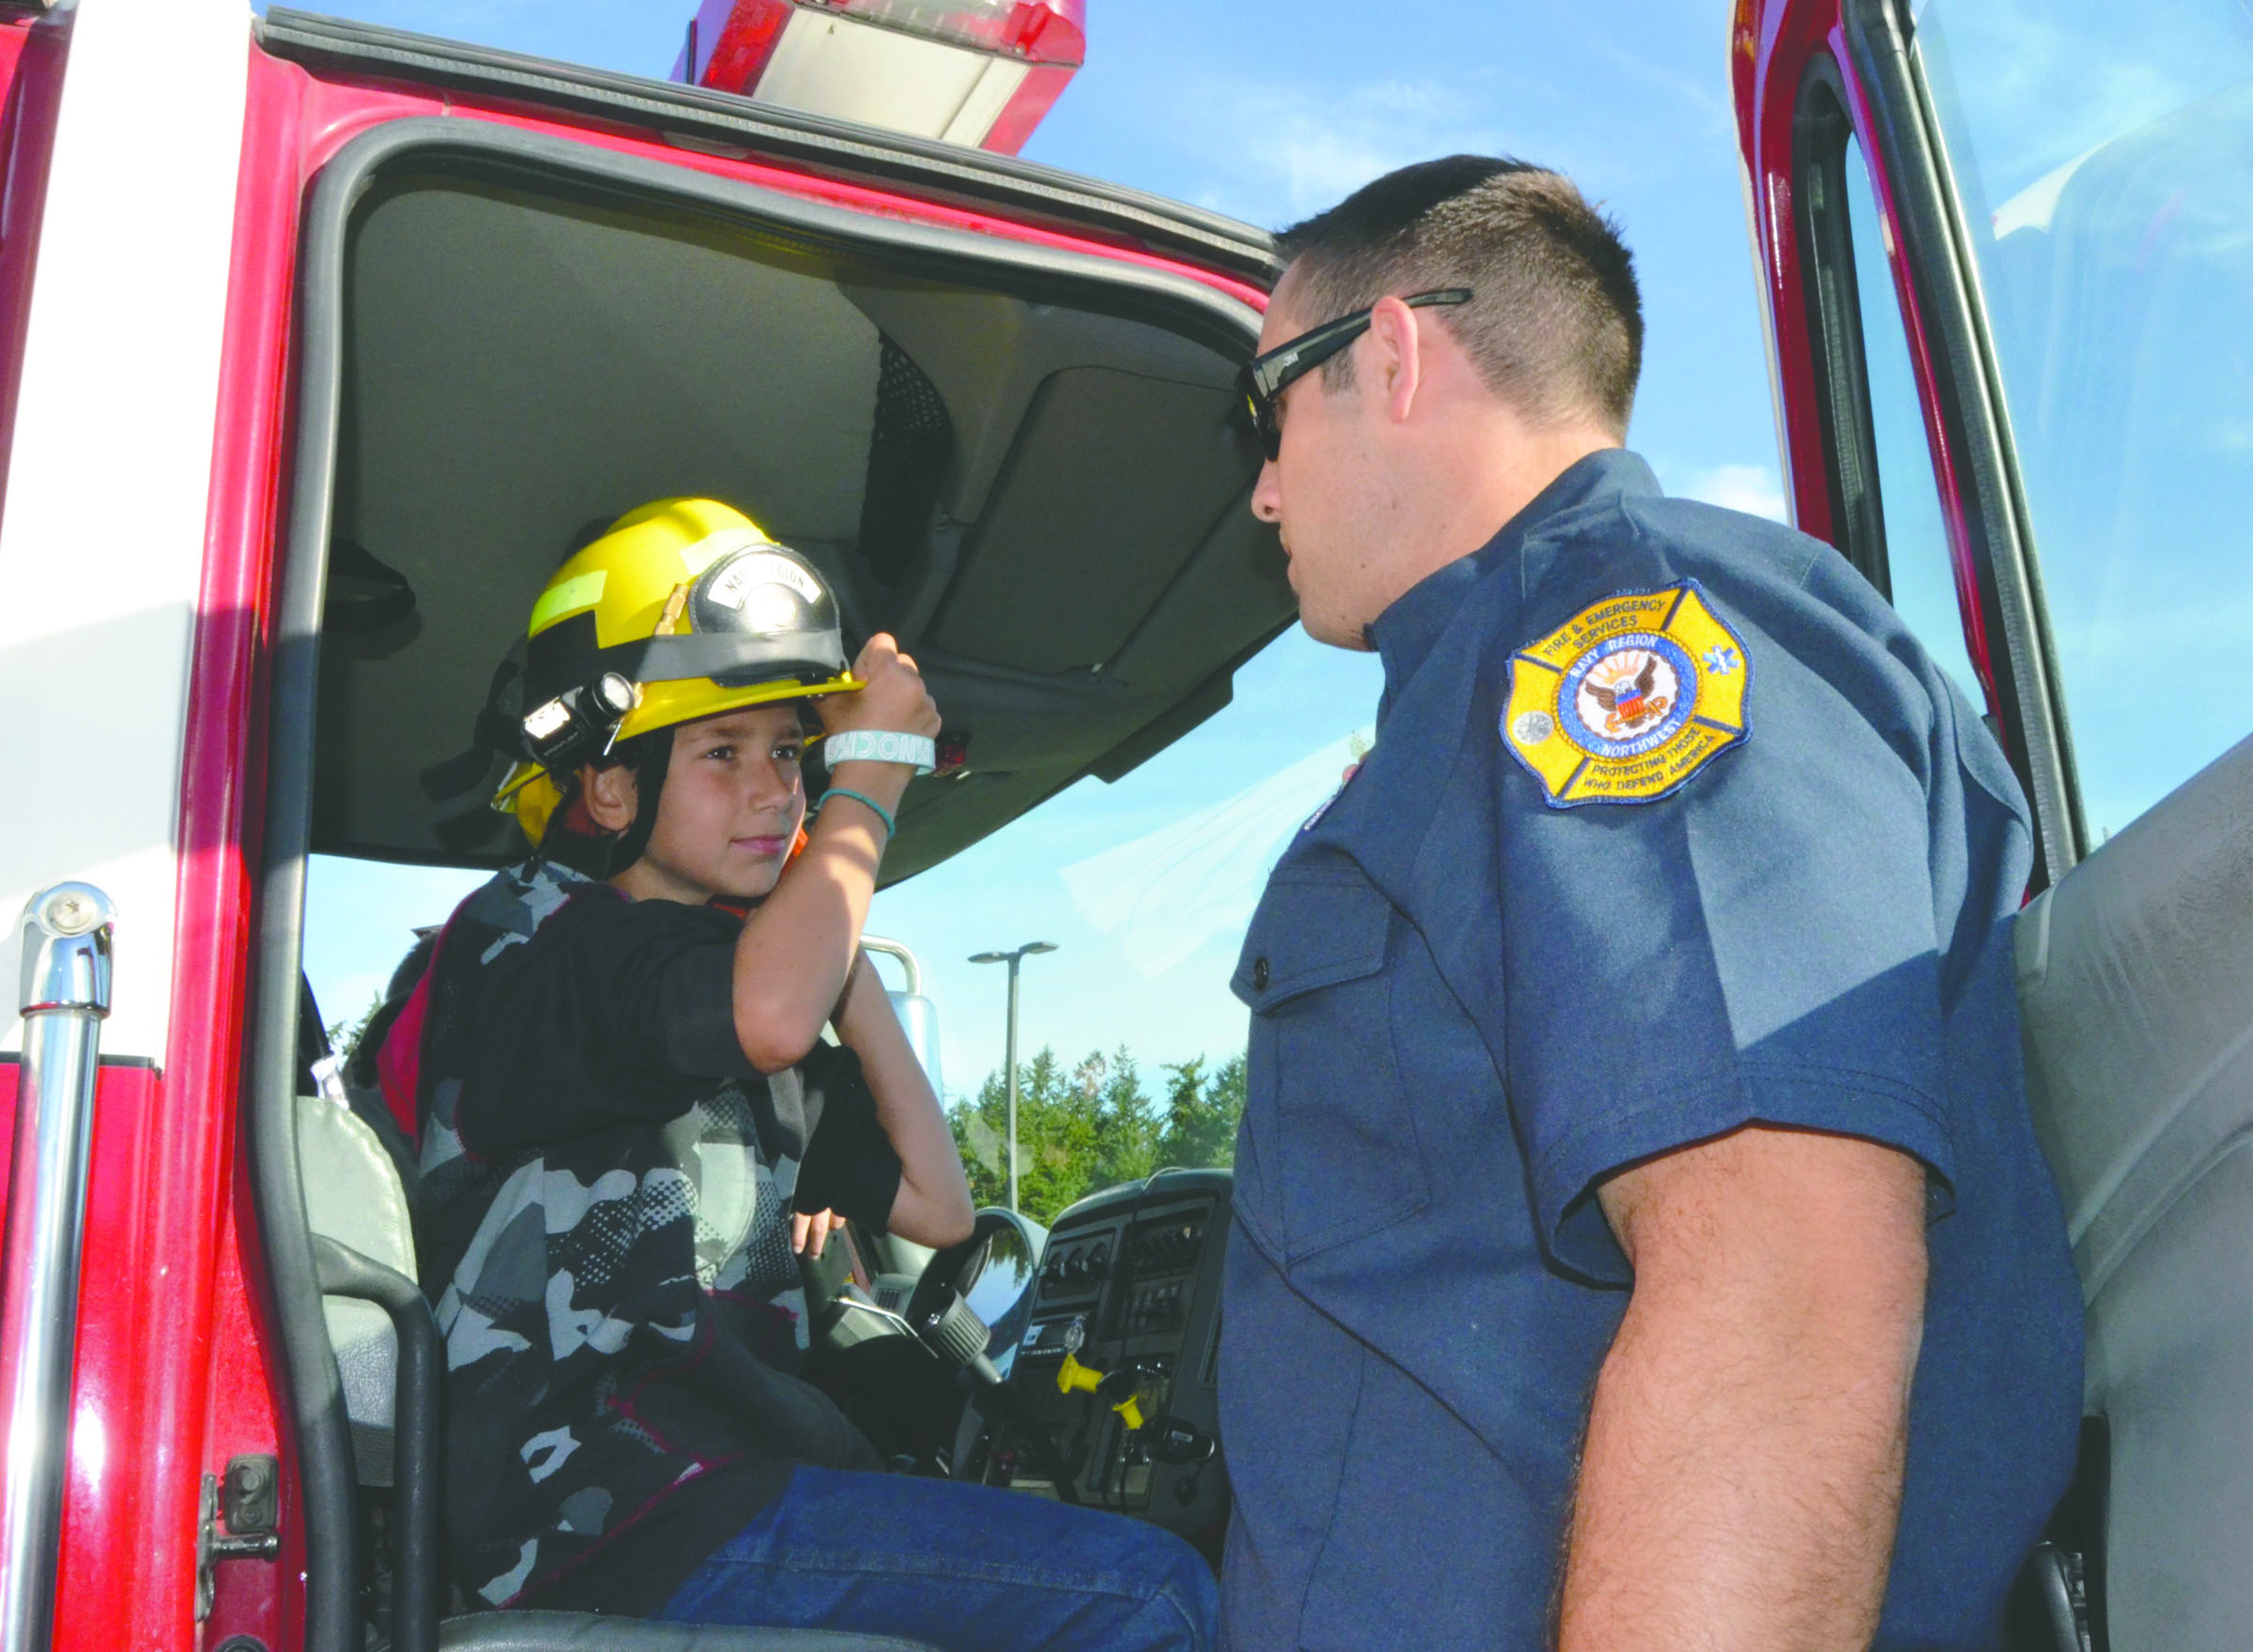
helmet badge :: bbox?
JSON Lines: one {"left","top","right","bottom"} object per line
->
{"left": 693, "top": 549, "right": 825, "bottom": 637}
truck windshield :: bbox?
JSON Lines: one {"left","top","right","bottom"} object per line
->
{"left": 1910, "top": 0, "right": 2253, "bottom": 843}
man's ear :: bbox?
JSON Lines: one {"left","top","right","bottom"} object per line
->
{"left": 580, "top": 761, "right": 638, "bottom": 834}
{"left": 1364, "top": 294, "right": 1426, "bottom": 427}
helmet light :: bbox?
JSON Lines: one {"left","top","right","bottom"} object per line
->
{"left": 520, "top": 671, "right": 640, "bottom": 772}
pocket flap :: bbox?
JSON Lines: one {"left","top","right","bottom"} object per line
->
{"left": 1232, "top": 869, "right": 1393, "bottom": 1013}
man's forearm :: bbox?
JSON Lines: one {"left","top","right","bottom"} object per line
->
{"left": 1559, "top": 1127, "right": 1927, "bottom": 1651}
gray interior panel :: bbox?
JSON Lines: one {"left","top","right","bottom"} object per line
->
{"left": 316, "top": 163, "right": 1287, "bottom": 877}
{"left": 299, "top": 1094, "right": 419, "bottom": 1486}
{"left": 932, "top": 367, "right": 1252, "bottom": 674}
{"left": 2015, "top": 729, "right": 2253, "bottom": 1650}
{"left": 342, "top": 180, "right": 882, "bottom": 551}
{"left": 839, "top": 281, "right": 1242, "bottom": 521}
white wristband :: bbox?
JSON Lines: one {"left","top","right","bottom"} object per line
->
{"left": 823, "top": 730, "right": 937, "bottom": 774}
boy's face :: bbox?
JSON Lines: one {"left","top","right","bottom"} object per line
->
{"left": 598, "top": 701, "right": 808, "bottom": 904}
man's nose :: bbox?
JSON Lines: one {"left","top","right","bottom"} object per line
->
{"left": 1250, "top": 457, "right": 1282, "bottom": 525}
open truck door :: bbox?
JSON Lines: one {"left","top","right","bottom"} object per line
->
{"left": 1736, "top": 2, "right": 2253, "bottom": 1645}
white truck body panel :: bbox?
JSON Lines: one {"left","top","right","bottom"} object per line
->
{"left": 0, "top": 0, "right": 250, "bottom": 1060}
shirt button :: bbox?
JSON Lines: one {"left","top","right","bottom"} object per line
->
{"left": 1251, "top": 956, "right": 1270, "bottom": 990}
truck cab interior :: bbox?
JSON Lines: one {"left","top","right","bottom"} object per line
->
{"left": 254, "top": 21, "right": 1281, "bottom": 1650}
{"left": 248, "top": 5, "right": 2253, "bottom": 1652}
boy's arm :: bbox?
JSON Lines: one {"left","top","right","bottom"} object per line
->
{"left": 827, "top": 953, "right": 975, "bottom": 1249}
{"left": 730, "top": 634, "right": 934, "bottom": 1071}
{"left": 728, "top": 774, "right": 896, "bottom": 1071}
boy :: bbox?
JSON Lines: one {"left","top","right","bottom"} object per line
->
{"left": 392, "top": 498, "right": 1215, "bottom": 1650}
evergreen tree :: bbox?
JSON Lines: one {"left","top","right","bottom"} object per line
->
{"left": 948, "top": 1047, "right": 1096, "bottom": 1222}
{"left": 1086, "top": 1045, "right": 1161, "bottom": 1191}
{"left": 948, "top": 1045, "right": 1246, "bottom": 1223}
{"left": 1157, "top": 1053, "right": 1246, "bottom": 1171}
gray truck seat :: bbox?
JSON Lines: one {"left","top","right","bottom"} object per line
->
{"left": 2016, "top": 728, "right": 2253, "bottom": 1651}
{"left": 295, "top": 1089, "right": 941, "bottom": 1652}
{"left": 299, "top": 1091, "right": 417, "bottom": 1484}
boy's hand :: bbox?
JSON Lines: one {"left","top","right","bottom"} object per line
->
{"left": 821, "top": 634, "right": 940, "bottom": 743}
{"left": 791, "top": 1208, "right": 850, "bottom": 1259}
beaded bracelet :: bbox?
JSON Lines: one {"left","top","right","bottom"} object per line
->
{"left": 819, "top": 786, "right": 897, "bottom": 839}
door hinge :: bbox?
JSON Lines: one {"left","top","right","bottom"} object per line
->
{"left": 195, "top": 1456, "right": 281, "bottom": 1622}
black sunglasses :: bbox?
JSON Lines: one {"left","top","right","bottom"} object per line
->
{"left": 1237, "top": 287, "right": 1473, "bottom": 461}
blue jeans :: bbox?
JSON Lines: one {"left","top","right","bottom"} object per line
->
{"left": 656, "top": 1465, "right": 1218, "bottom": 1652}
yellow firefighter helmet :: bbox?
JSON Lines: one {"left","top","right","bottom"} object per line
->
{"left": 493, "top": 497, "right": 859, "bottom": 843}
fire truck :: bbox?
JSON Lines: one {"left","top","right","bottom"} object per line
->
{"left": 0, "top": 1, "right": 2245, "bottom": 1649}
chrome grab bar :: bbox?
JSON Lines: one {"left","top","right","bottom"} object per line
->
{"left": 861, "top": 935, "right": 922, "bottom": 997}
{"left": 860, "top": 936, "right": 943, "bottom": 1103}
{"left": 0, "top": 884, "right": 115, "bottom": 1652}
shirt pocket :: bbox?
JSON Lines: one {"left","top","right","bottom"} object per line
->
{"left": 1232, "top": 865, "right": 1433, "bottom": 1264}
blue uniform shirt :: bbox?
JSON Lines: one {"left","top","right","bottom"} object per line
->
{"left": 1218, "top": 450, "right": 2082, "bottom": 1651}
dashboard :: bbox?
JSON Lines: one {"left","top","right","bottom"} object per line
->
{"left": 971, "top": 1168, "right": 1232, "bottom": 1552}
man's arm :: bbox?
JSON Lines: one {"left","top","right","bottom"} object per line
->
{"left": 1556, "top": 1124, "right": 1927, "bottom": 1651}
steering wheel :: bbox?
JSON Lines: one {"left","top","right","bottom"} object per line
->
{"left": 903, "top": 1210, "right": 1019, "bottom": 1382}
{"left": 903, "top": 1211, "right": 1083, "bottom": 1503}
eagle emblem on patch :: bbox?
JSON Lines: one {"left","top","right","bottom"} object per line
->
{"left": 1501, "top": 581, "right": 1750, "bottom": 807}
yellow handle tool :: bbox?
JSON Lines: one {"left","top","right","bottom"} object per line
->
{"left": 1055, "top": 1350, "right": 1145, "bottom": 1431}
{"left": 1054, "top": 1349, "right": 1102, "bottom": 1398}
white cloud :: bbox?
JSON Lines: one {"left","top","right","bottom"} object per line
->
{"left": 1666, "top": 462, "right": 1788, "bottom": 522}
{"left": 1243, "top": 81, "right": 1508, "bottom": 220}
{"left": 1166, "top": 76, "right": 1521, "bottom": 225}
{"left": 1127, "top": 23, "right": 1736, "bottom": 234}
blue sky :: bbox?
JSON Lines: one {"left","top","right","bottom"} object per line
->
{"left": 296, "top": 0, "right": 1787, "bottom": 1097}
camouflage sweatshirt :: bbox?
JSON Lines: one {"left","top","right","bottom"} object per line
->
{"left": 406, "top": 857, "right": 898, "bottom": 1612}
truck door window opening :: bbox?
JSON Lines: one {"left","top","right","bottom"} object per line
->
{"left": 1908, "top": 0, "right": 2253, "bottom": 843}
{"left": 1790, "top": 67, "right": 1985, "bottom": 718}
{"left": 1839, "top": 134, "right": 1985, "bottom": 710}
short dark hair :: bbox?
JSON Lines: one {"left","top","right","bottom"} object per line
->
{"left": 1276, "top": 156, "right": 1643, "bottom": 436}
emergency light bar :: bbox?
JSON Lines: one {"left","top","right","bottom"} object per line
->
{"left": 674, "top": 0, "right": 1086, "bottom": 155}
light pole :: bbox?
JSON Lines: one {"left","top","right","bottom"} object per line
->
{"left": 968, "top": 941, "right": 1057, "bottom": 1212}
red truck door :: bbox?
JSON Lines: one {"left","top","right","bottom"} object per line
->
{"left": 0, "top": 4, "right": 288, "bottom": 1650}
{"left": 1738, "top": 3, "right": 2253, "bottom": 1646}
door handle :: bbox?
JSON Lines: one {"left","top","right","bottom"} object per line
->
{"left": 0, "top": 883, "right": 115, "bottom": 1652}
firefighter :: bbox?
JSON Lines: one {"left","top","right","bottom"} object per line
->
{"left": 399, "top": 498, "right": 1215, "bottom": 1649}
{"left": 1218, "top": 159, "right": 2081, "bottom": 1650}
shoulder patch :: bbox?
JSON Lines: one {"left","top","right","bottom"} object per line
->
{"left": 1501, "top": 581, "right": 1750, "bottom": 808}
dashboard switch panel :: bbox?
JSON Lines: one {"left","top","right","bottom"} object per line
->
{"left": 979, "top": 1168, "right": 1232, "bottom": 1554}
